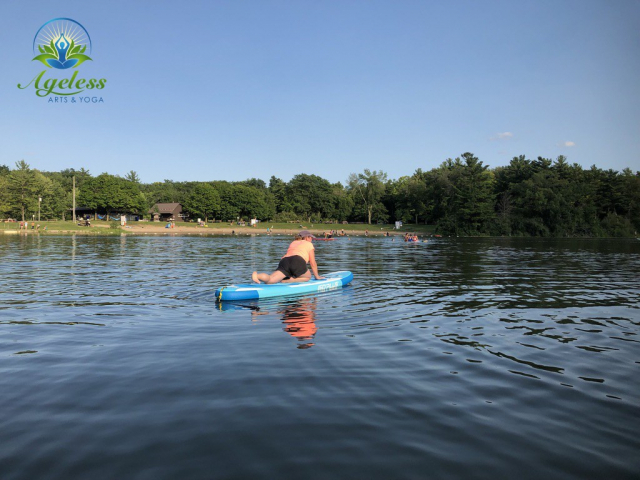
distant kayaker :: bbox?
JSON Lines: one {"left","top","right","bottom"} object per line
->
{"left": 252, "top": 230, "right": 325, "bottom": 284}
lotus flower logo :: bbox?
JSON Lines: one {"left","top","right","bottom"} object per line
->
{"left": 32, "top": 18, "right": 92, "bottom": 69}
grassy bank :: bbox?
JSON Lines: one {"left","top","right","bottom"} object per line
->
{"left": 1, "top": 220, "right": 113, "bottom": 232}
{"left": 195, "top": 222, "right": 436, "bottom": 234}
{"left": 1, "top": 220, "right": 436, "bottom": 235}
{"left": 1, "top": 220, "right": 123, "bottom": 235}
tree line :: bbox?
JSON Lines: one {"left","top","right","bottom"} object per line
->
{"left": 1, "top": 153, "right": 639, "bottom": 236}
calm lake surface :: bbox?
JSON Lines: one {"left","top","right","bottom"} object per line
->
{"left": 1, "top": 234, "right": 639, "bottom": 479}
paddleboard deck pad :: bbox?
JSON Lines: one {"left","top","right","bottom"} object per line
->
{"left": 215, "top": 270, "right": 353, "bottom": 301}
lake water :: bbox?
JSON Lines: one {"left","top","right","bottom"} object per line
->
{"left": 1, "top": 234, "right": 639, "bottom": 479}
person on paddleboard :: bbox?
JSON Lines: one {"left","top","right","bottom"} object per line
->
{"left": 252, "top": 230, "right": 325, "bottom": 284}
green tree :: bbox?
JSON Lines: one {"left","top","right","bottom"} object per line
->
{"left": 347, "top": 169, "right": 388, "bottom": 224}
{"left": 215, "top": 182, "right": 239, "bottom": 221}
{"left": 78, "top": 174, "right": 111, "bottom": 215}
{"left": 212, "top": 182, "right": 275, "bottom": 222}
{"left": 0, "top": 175, "right": 10, "bottom": 218}
{"left": 393, "top": 170, "right": 429, "bottom": 224}
{"left": 48, "top": 180, "right": 71, "bottom": 220}
{"left": 452, "top": 153, "right": 495, "bottom": 234}
{"left": 620, "top": 168, "right": 640, "bottom": 233}
{"left": 269, "top": 176, "right": 287, "bottom": 213}
{"left": 33, "top": 172, "right": 56, "bottom": 221}
{"left": 58, "top": 168, "right": 92, "bottom": 190}
{"left": 0, "top": 164, "right": 11, "bottom": 217}
{"left": 141, "top": 180, "right": 189, "bottom": 210}
{"left": 125, "top": 170, "right": 141, "bottom": 184}
{"left": 240, "top": 178, "right": 267, "bottom": 189}
{"left": 78, "top": 173, "right": 146, "bottom": 218}
{"left": 423, "top": 159, "right": 458, "bottom": 233}
{"left": 285, "top": 174, "right": 335, "bottom": 222}
{"left": 233, "top": 184, "right": 276, "bottom": 220}
{"left": 8, "top": 160, "right": 38, "bottom": 221}
{"left": 183, "top": 183, "right": 221, "bottom": 222}
{"left": 331, "top": 182, "right": 353, "bottom": 222}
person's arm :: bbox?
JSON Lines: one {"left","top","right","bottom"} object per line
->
{"left": 308, "top": 249, "right": 324, "bottom": 279}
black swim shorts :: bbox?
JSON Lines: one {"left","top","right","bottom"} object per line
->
{"left": 276, "top": 255, "right": 308, "bottom": 278}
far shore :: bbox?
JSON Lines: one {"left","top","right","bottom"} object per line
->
{"left": 119, "top": 225, "right": 403, "bottom": 236}
{"left": 1, "top": 222, "right": 427, "bottom": 237}
{"left": 3, "top": 223, "right": 636, "bottom": 239}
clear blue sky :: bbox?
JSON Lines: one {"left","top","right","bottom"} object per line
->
{"left": 1, "top": 0, "right": 639, "bottom": 184}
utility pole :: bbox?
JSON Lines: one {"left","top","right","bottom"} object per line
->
{"left": 38, "top": 197, "right": 41, "bottom": 222}
{"left": 72, "top": 176, "right": 76, "bottom": 223}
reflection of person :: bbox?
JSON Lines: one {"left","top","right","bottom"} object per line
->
{"left": 282, "top": 297, "right": 318, "bottom": 349}
{"left": 252, "top": 230, "right": 324, "bottom": 284}
{"left": 249, "top": 297, "right": 319, "bottom": 349}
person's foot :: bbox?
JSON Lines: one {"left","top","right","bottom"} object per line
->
{"left": 252, "top": 271, "right": 261, "bottom": 284}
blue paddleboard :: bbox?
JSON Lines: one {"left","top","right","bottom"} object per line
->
{"left": 215, "top": 270, "right": 353, "bottom": 301}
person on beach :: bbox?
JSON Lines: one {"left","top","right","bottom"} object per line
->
{"left": 252, "top": 230, "right": 325, "bottom": 284}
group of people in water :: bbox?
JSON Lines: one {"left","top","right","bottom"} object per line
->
{"left": 321, "top": 229, "right": 346, "bottom": 238}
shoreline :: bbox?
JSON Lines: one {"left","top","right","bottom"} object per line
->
{"left": 2, "top": 228, "right": 637, "bottom": 240}
{"left": 2, "top": 224, "right": 637, "bottom": 239}
{"left": 1, "top": 225, "right": 405, "bottom": 237}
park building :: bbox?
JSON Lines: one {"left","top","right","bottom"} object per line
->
{"left": 148, "top": 203, "right": 184, "bottom": 222}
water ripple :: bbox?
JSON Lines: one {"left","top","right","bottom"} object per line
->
{"left": 0, "top": 235, "right": 639, "bottom": 479}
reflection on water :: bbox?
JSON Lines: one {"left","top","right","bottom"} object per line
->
{"left": 259, "top": 297, "right": 318, "bottom": 349}
{"left": 280, "top": 297, "right": 318, "bottom": 348}
{"left": 0, "top": 235, "right": 639, "bottom": 479}
{"left": 221, "top": 296, "right": 320, "bottom": 349}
